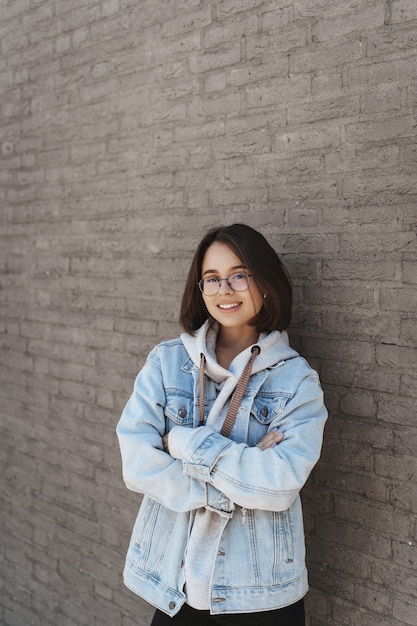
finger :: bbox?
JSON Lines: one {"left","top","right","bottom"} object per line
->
{"left": 260, "top": 429, "right": 284, "bottom": 445}
{"left": 257, "top": 429, "right": 284, "bottom": 450}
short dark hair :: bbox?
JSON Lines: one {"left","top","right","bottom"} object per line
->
{"left": 179, "top": 224, "right": 292, "bottom": 333}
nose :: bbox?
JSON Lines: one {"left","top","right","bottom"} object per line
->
{"left": 218, "top": 278, "right": 233, "bottom": 294}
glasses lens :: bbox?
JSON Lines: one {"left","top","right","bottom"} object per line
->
{"left": 200, "top": 278, "right": 219, "bottom": 295}
{"left": 229, "top": 273, "right": 250, "bottom": 291}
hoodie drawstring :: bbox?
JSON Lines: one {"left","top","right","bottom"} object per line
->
{"left": 199, "top": 354, "right": 206, "bottom": 426}
{"left": 198, "top": 346, "right": 261, "bottom": 437}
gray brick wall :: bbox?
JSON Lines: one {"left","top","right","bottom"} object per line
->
{"left": 1, "top": 1, "right": 416, "bottom": 624}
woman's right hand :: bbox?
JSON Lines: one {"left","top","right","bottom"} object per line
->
{"left": 256, "top": 427, "right": 284, "bottom": 451}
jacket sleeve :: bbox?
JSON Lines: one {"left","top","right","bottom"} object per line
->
{"left": 167, "top": 369, "right": 328, "bottom": 512}
{"left": 116, "top": 348, "right": 234, "bottom": 517}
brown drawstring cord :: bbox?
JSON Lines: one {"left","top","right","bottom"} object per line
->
{"left": 199, "top": 354, "right": 206, "bottom": 426}
{"left": 198, "top": 346, "right": 261, "bottom": 437}
{"left": 220, "top": 346, "right": 260, "bottom": 437}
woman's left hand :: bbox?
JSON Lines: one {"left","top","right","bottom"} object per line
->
{"left": 256, "top": 427, "right": 284, "bottom": 451}
{"left": 162, "top": 433, "right": 170, "bottom": 453}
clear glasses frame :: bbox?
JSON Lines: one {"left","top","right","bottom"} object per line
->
{"left": 197, "top": 272, "right": 255, "bottom": 296}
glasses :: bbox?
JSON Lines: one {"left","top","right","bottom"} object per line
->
{"left": 197, "top": 272, "right": 255, "bottom": 296}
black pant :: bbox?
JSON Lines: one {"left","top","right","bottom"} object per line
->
{"left": 150, "top": 599, "right": 305, "bottom": 625}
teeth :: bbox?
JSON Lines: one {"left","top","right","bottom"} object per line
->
{"left": 219, "top": 303, "right": 240, "bottom": 309}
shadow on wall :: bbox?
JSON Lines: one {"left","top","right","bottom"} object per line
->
{"left": 284, "top": 223, "right": 415, "bottom": 624}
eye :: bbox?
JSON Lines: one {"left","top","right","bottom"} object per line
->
{"left": 205, "top": 276, "right": 219, "bottom": 284}
{"left": 231, "top": 272, "right": 247, "bottom": 281}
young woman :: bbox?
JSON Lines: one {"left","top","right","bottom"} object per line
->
{"left": 116, "top": 224, "right": 327, "bottom": 625}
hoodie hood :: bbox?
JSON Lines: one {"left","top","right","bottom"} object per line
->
{"left": 180, "top": 319, "right": 298, "bottom": 384}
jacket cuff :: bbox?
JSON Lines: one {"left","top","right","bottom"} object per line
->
{"left": 181, "top": 429, "right": 233, "bottom": 481}
{"left": 205, "top": 483, "right": 235, "bottom": 517}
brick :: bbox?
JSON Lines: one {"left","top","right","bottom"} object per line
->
{"left": 285, "top": 207, "right": 322, "bottom": 228}
{"left": 187, "top": 92, "right": 241, "bottom": 121}
{"left": 248, "top": 26, "right": 307, "bottom": 60}
{"left": 355, "top": 584, "right": 391, "bottom": 617}
{"left": 230, "top": 56, "right": 289, "bottom": 86}
{"left": 378, "top": 397, "right": 417, "bottom": 427}
{"left": 276, "top": 124, "right": 340, "bottom": 151}
{"left": 292, "top": 40, "right": 363, "bottom": 73}
{"left": 335, "top": 496, "right": 410, "bottom": 537}
{"left": 204, "top": 14, "right": 257, "bottom": 48}
{"left": 321, "top": 362, "right": 400, "bottom": 393}
{"left": 322, "top": 259, "right": 398, "bottom": 281}
{"left": 361, "top": 615, "right": 405, "bottom": 626}
{"left": 288, "top": 95, "right": 360, "bottom": 124}
{"left": 346, "top": 114, "right": 417, "bottom": 143}
{"left": 341, "top": 232, "right": 416, "bottom": 258}
{"left": 393, "top": 429, "right": 417, "bottom": 460}
{"left": 216, "top": 0, "right": 264, "bottom": 19}
{"left": 391, "top": 0, "right": 417, "bottom": 23}
{"left": 373, "top": 562, "right": 417, "bottom": 601}
{"left": 60, "top": 4, "right": 101, "bottom": 32}
{"left": 102, "top": 0, "right": 120, "bottom": 18}
{"left": 392, "top": 539, "right": 417, "bottom": 569}
{"left": 400, "top": 318, "right": 417, "bottom": 345}
{"left": 212, "top": 129, "right": 270, "bottom": 158}
{"left": 339, "top": 392, "right": 377, "bottom": 418}
{"left": 320, "top": 439, "right": 375, "bottom": 472}
{"left": 375, "top": 453, "right": 417, "bottom": 483}
{"left": 403, "top": 261, "right": 417, "bottom": 284}
{"left": 309, "top": 539, "right": 370, "bottom": 580}
{"left": 348, "top": 58, "right": 417, "bottom": 89}
{"left": 312, "top": 5, "right": 385, "bottom": 42}
{"left": 367, "top": 30, "right": 417, "bottom": 58}
{"left": 324, "top": 144, "right": 399, "bottom": 173}
{"left": 303, "top": 337, "right": 374, "bottom": 365}
{"left": 204, "top": 71, "right": 227, "bottom": 93}
{"left": 361, "top": 86, "right": 402, "bottom": 114}
{"left": 317, "top": 462, "right": 389, "bottom": 500}
{"left": 402, "top": 204, "right": 417, "bottom": 224}
{"left": 401, "top": 372, "right": 417, "bottom": 398}
{"left": 189, "top": 43, "right": 241, "bottom": 73}
{"left": 247, "top": 75, "right": 310, "bottom": 110}
{"left": 311, "top": 70, "right": 342, "bottom": 96}
{"left": 393, "top": 597, "right": 417, "bottom": 626}
{"left": 381, "top": 287, "right": 417, "bottom": 312}
{"left": 376, "top": 344, "right": 417, "bottom": 369}
{"left": 211, "top": 185, "right": 268, "bottom": 207}
{"left": 305, "top": 284, "right": 374, "bottom": 307}
{"left": 1, "top": 0, "right": 31, "bottom": 19}
{"left": 161, "top": 5, "right": 212, "bottom": 37}
{"left": 294, "top": 0, "right": 363, "bottom": 20}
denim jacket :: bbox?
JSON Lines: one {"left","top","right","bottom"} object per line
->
{"left": 116, "top": 324, "right": 327, "bottom": 616}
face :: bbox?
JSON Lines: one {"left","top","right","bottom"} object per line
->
{"left": 200, "top": 242, "right": 264, "bottom": 332}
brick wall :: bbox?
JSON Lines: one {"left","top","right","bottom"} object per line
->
{"left": 1, "top": 1, "right": 416, "bottom": 624}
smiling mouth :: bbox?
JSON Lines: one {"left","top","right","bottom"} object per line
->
{"left": 218, "top": 303, "right": 242, "bottom": 310}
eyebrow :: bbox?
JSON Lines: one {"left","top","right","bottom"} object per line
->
{"left": 202, "top": 265, "right": 247, "bottom": 277}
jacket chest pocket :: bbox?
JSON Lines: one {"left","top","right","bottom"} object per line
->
{"left": 247, "top": 394, "right": 290, "bottom": 446}
{"left": 164, "top": 393, "right": 194, "bottom": 430}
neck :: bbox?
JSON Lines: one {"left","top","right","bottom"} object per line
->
{"left": 215, "top": 326, "right": 259, "bottom": 368}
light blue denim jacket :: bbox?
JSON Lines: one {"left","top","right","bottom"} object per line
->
{"left": 116, "top": 326, "right": 327, "bottom": 616}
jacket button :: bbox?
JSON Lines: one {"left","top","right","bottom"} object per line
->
{"left": 261, "top": 405, "right": 269, "bottom": 417}
{"left": 178, "top": 406, "right": 187, "bottom": 418}
{"left": 169, "top": 602, "right": 175, "bottom": 610}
